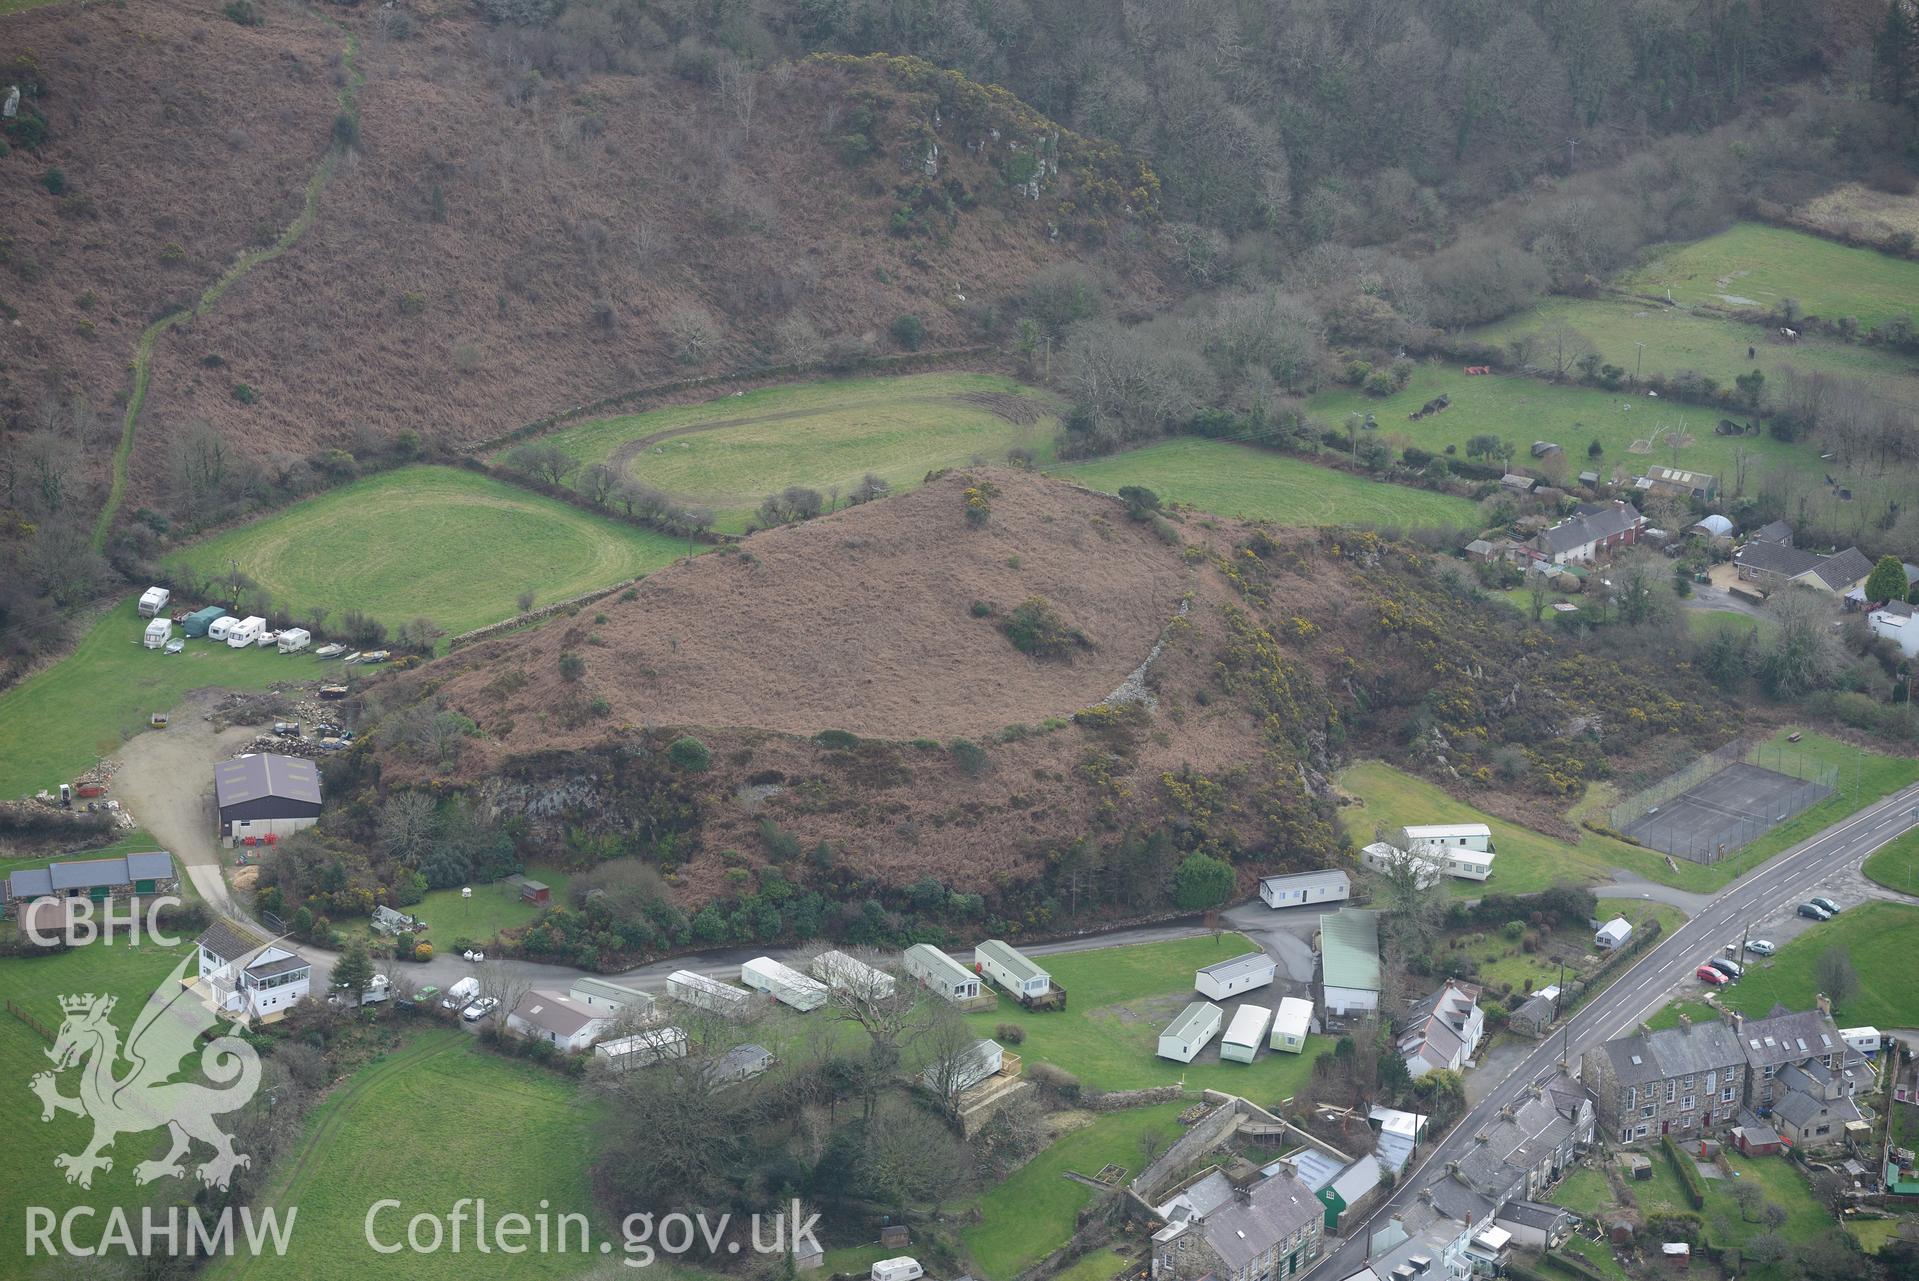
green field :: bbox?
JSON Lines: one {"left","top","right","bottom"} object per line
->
{"left": 1308, "top": 364, "right": 1809, "bottom": 487}
{"left": 1685, "top": 608, "right": 1775, "bottom": 643}
{"left": 1620, "top": 222, "right": 1919, "bottom": 332}
{"left": 1863, "top": 828, "right": 1919, "bottom": 896}
{"left": 1339, "top": 730, "right": 1919, "bottom": 899}
{"left": 963, "top": 1102, "right": 1186, "bottom": 1281}
{"left": 1712, "top": 900, "right": 1919, "bottom": 1028}
{"left": 1056, "top": 439, "right": 1480, "bottom": 528}
{"left": 0, "top": 940, "right": 204, "bottom": 1260}
{"left": 520, "top": 373, "right": 1060, "bottom": 534}
{"left": 966, "top": 934, "right": 1327, "bottom": 1100}
{"left": 211, "top": 1030, "right": 608, "bottom": 1281}
{"left": 175, "top": 467, "right": 686, "bottom": 636}
{"left": 1468, "top": 295, "right": 1919, "bottom": 403}
{"left": 0, "top": 597, "right": 323, "bottom": 799}
{"left": 401, "top": 864, "right": 574, "bottom": 945}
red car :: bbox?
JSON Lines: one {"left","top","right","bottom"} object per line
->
{"left": 1695, "top": 965, "right": 1729, "bottom": 986}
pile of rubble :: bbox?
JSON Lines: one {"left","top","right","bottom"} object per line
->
{"left": 238, "top": 734, "right": 328, "bottom": 759}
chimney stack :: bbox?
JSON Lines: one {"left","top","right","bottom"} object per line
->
{"left": 1816, "top": 993, "right": 1832, "bottom": 1017}
{"left": 1418, "top": 1188, "right": 1434, "bottom": 1204}
{"left": 1638, "top": 1021, "right": 1653, "bottom": 1037}
{"left": 1731, "top": 1010, "right": 1743, "bottom": 1033}
{"left": 1679, "top": 1014, "right": 1692, "bottom": 1029}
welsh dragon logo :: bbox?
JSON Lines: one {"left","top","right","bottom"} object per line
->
{"left": 31, "top": 953, "right": 261, "bottom": 1189}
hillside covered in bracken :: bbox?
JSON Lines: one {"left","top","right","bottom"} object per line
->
{"left": 269, "top": 470, "right": 1730, "bottom": 963}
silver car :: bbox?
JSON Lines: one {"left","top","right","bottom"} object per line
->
{"left": 1744, "top": 939, "right": 1776, "bottom": 956}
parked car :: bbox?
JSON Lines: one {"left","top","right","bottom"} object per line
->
{"left": 1706, "top": 957, "right": 1742, "bottom": 980}
{"left": 273, "top": 722, "right": 301, "bottom": 737}
{"left": 1809, "top": 897, "right": 1841, "bottom": 915}
{"left": 414, "top": 985, "right": 440, "bottom": 1006}
{"left": 460, "top": 997, "right": 498, "bottom": 1022}
{"left": 1744, "top": 939, "right": 1777, "bottom": 956}
{"left": 1797, "top": 902, "right": 1832, "bottom": 921}
{"left": 1695, "top": 965, "right": 1730, "bottom": 986}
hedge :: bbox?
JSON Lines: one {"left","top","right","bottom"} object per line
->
{"left": 1661, "top": 1135, "right": 1706, "bottom": 1210}
{"left": 1544, "top": 1249, "right": 1612, "bottom": 1281}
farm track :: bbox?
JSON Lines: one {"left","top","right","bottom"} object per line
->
{"left": 90, "top": 26, "right": 365, "bottom": 553}
{"left": 216, "top": 1029, "right": 464, "bottom": 1281}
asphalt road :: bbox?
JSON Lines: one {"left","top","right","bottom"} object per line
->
{"left": 1306, "top": 779, "right": 1919, "bottom": 1281}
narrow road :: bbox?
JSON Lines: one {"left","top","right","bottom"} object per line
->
{"left": 1305, "top": 780, "right": 1919, "bottom": 1281}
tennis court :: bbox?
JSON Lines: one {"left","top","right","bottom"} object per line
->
{"left": 1620, "top": 762, "right": 1831, "bottom": 862}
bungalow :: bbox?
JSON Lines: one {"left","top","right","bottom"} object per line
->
{"left": 904, "top": 944, "right": 981, "bottom": 1003}
{"left": 1196, "top": 952, "right": 1278, "bottom": 1000}
{"left": 1259, "top": 869, "right": 1351, "bottom": 910}
{"left": 1158, "top": 1000, "right": 1225, "bottom": 1063}
{"left": 1734, "top": 541, "right": 1875, "bottom": 595}
{"left": 507, "top": 990, "right": 613, "bottom": 1053}
{"left": 1532, "top": 500, "right": 1645, "bottom": 565}
{"left": 1510, "top": 987, "right": 1560, "bottom": 1039}
{"left": 1644, "top": 465, "right": 1718, "bottom": 502}
{"left": 1400, "top": 980, "right": 1484, "bottom": 1077}
{"left": 1319, "top": 908, "right": 1381, "bottom": 1017}
{"left": 3, "top": 851, "right": 179, "bottom": 918}
{"left": 1271, "top": 996, "right": 1314, "bottom": 1053}
{"left": 196, "top": 917, "right": 311, "bottom": 1023}
{"left": 1801, "top": 546, "right": 1875, "bottom": 595}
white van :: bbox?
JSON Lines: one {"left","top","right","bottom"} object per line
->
{"left": 208, "top": 615, "right": 241, "bottom": 642}
{"left": 872, "top": 1260, "right": 923, "bottom": 1281}
{"left": 226, "top": 616, "right": 266, "bottom": 648}
{"left": 441, "top": 977, "right": 480, "bottom": 1010}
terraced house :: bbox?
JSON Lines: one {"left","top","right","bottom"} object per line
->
{"left": 1152, "top": 1169, "right": 1323, "bottom": 1281}
{"left": 1582, "top": 1019, "right": 1746, "bottom": 1144}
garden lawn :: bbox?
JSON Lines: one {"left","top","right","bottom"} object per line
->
{"left": 963, "top": 1103, "right": 1185, "bottom": 1281}
{"left": 1863, "top": 828, "right": 1919, "bottom": 896}
{"left": 1439, "top": 901, "right": 1686, "bottom": 999}
{"left": 0, "top": 941, "right": 204, "bottom": 1260}
{"left": 1336, "top": 761, "right": 1715, "bottom": 896}
{"left": 1714, "top": 900, "right": 1919, "bottom": 1029}
{"left": 1620, "top": 223, "right": 1919, "bottom": 333}
{"left": 0, "top": 596, "right": 323, "bottom": 799}
{"left": 521, "top": 373, "right": 1061, "bottom": 534}
{"left": 174, "top": 466, "right": 686, "bottom": 636}
{"left": 1467, "top": 295, "right": 1919, "bottom": 405}
{"left": 1555, "top": 1233, "right": 1630, "bottom": 1281}
{"left": 401, "top": 863, "right": 574, "bottom": 946}
{"left": 1847, "top": 1218, "right": 1905, "bottom": 1253}
{"left": 1056, "top": 439, "right": 1478, "bottom": 528}
{"left": 209, "top": 1030, "right": 608, "bottom": 1281}
{"left": 1308, "top": 364, "right": 1813, "bottom": 485}
{"left": 1549, "top": 1144, "right": 1831, "bottom": 1268}
{"left": 1049, "top": 1247, "right": 1133, "bottom": 1281}
{"left": 966, "top": 934, "right": 1328, "bottom": 1102}
{"left": 1685, "top": 609, "right": 1775, "bottom": 643}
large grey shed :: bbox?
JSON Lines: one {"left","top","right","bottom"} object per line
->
{"left": 215, "top": 753, "right": 322, "bottom": 841}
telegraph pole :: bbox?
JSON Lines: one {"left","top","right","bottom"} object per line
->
{"left": 1567, "top": 138, "right": 1577, "bottom": 173}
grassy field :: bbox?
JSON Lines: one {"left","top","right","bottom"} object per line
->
{"left": 1468, "top": 295, "right": 1919, "bottom": 402}
{"left": 1863, "top": 828, "right": 1919, "bottom": 896}
{"left": 1308, "top": 363, "right": 1807, "bottom": 485}
{"left": 0, "top": 597, "right": 323, "bottom": 800}
{"left": 966, "top": 934, "right": 1327, "bottom": 1102}
{"left": 521, "top": 374, "right": 1061, "bottom": 535}
{"left": 1552, "top": 1145, "right": 1832, "bottom": 1268}
{"left": 211, "top": 1030, "right": 608, "bottom": 1281}
{"left": 175, "top": 467, "right": 686, "bottom": 636}
{"left": 1685, "top": 608, "right": 1775, "bottom": 643}
{"left": 1056, "top": 439, "right": 1480, "bottom": 528}
{"left": 962, "top": 1102, "right": 1186, "bottom": 1281}
{"left": 0, "top": 940, "right": 203, "bottom": 1260}
{"left": 399, "top": 863, "right": 574, "bottom": 945}
{"left": 1621, "top": 223, "right": 1919, "bottom": 332}
{"left": 1712, "top": 900, "right": 1919, "bottom": 1028}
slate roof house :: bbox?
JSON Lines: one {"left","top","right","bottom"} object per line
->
{"left": 1582, "top": 1018, "right": 1746, "bottom": 1144}
{"left": 507, "top": 990, "right": 614, "bottom": 1053}
{"left": 1151, "top": 1168, "right": 1324, "bottom": 1281}
{"left": 1732, "top": 1002, "right": 1873, "bottom": 1148}
{"left": 214, "top": 753, "right": 322, "bottom": 842}
{"left": 1734, "top": 541, "right": 1874, "bottom": 595}
{"left": 1532, "top": 501, "right": 1646, "bottom": 565}
{"left": 3, "top": 851, "right": 178, "bottom": 916}
{"left": 1400, "top": 981, "right": 1484, "bottom": 1078}
{"left": 1426, "top": 1071, "right": 1594, "bottom": 1226}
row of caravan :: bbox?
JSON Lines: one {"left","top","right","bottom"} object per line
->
{"left": 142, "top": 611, "right": 313, "bottom": 654}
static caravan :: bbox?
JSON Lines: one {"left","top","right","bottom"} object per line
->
{"left": 1424, "top": 846, "right": 1494, "bottom": 881}
{"left": 138, "top": 586, "right": 171, "bottom": 618}
{"left": 740, "top": 957, "right": 828, "bottom": 1012}
{"left": 182, "top": 605, "right": 227, "bottom": 638}
{"left": 1195, "top": 951, "right": 1277, "bottom": 1001}
{"left": 904, "top": 944, "right": 981, "bottom": 1002}
{"left": 872, "top": 1260, "right": 923, "bottom": 1281}
{"left": 1270, "top": 996, "right": 1314, "bottom": 1052}
{"left": 595, "top": 1026, "right": 688, "bottom": 1070}
{"left": 810, "top": 949, "right": 895, "bottom": 999}
{"left": 1400, "top": 823, "right": 1493, "bottom": 853}
{"left": 1594, "top": 917, "right": 1633, "bottom": 951}
{"left": 665, "top": 969, "right": 750, "bottom": 1015}
{"left": 1157, "top": 1000, "right": 1224, "bottom": 1063}
{"left": 276, "top": 628, "right": 312, "bottom": 654}
{"left": 1360, "top": 841, "right": 1441, "bottom": 888}
{"left": 207, "top": 615, "right": 241, "bottom": 642}
{"left": 1259, "top": 870, "right": 1351, "bottom": 910}
{"left": 1220, "top": 1004, "right": 1271, "bottom": 1063}
{"left": 144, "top": 618, "right": 173, "bottom": 649}
{"left": 226, "top": 616, "right": 266, "bottom": 648}
{"left": 974, "top": 939, "right": 1053, "bottom": 1001}
{"left": 570, "top": 977, "right": 656, "bottom": 1020}
{"left": 1840, "top": 1027, "right": 1882, "bottom": 1055}
{"left": 924, "top": 1037, "right": 1003, "bottom": 1095}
